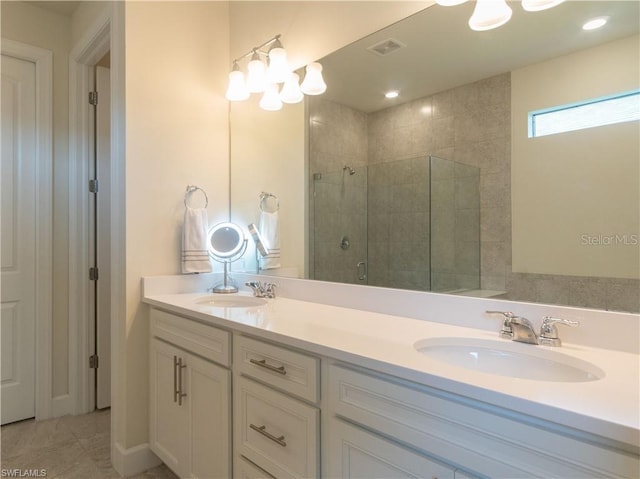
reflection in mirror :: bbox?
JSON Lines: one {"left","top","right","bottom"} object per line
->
{"left": 209, "top": 222, "right": 248, "bottom": 293}
{"left": 231, "top": 1, "right": 639, "bottom": 312}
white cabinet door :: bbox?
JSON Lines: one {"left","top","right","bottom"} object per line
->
{"left": 150, "top": 339, "right": 189, "bottom": 477}
{"left": 327, "top": 418, "right": 455, "bottom": 479}
{"left": 187, "top": 352, "right": 231, "bottom": 479}
{"left": 150, "top": 338, "right": 231, "bottom": 479}
{"left": 235, "top": 376, "right": 319, "bottom": 479}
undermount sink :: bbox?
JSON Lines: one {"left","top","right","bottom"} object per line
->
{"left": 195, "top": 295, "right": 267, "bottom": 308}
{"left": 414, "top": 337, "right": 604, "bottom": 382}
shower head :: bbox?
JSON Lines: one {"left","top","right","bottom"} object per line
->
{"left": 343, "top": 165, "right": 356, "bottom": 175}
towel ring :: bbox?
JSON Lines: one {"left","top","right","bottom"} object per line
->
{"left": 184, "top": 185, "right": 209, "bottom": 209}
{"left": 259, "top": 192, "right": 279, "bottom": 213}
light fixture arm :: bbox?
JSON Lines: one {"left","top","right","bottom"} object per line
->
{"left": 231, "top": 34, "right": 282, "bottom": 65}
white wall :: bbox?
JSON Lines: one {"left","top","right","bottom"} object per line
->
{"left": 124, "top": 0, "right": 230, "bottom": 448}
{"left": 512, "top": 35, "right": 640, "bottom": 279}
{"left": 1, "top": 1, "right": 71, "bottom": 400}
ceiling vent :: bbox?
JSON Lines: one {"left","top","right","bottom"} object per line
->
{"left": 367, "top": 38, "right": 407, "bottom": 56}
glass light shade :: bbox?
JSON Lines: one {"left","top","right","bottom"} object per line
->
{"left": 267, "top": 45, "right": 290, "bottom": 84}
{"left": 225, "top": 69, "right": 250, "bottom": 102}
{"left": 468, "top": 0, "right": 513, "bottom": 31}
{"left": 521, "top": 0, "right": 564, "bottom": 12}
{"left": 259, "top": 83, "right": 283, "bottom": 111}
{"left": 246, "top": 52, "right": 267, "bottom": 93}
{"left": 300, "top": 62, "right": 327, "bottom": 96}
{"left": 280, "top": 73, "right": 304, "bottom": 104}
{"left": 436, "top": 0, "right": 468, "bottom": 5}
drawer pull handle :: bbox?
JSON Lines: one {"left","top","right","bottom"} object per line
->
{"left": 250, "top": 424, "right": 287, "bottom": 447}
{"left": 177, "top": 357, "right": 187, "bottom": 406}
{"left": 249, "top": 358, "right": 287, "bottom": 375}
{"left": 173, "top": 356, "right": 179, "bottom": 403}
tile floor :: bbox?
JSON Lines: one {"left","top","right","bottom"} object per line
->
{"left": 1, "top": 409, "right": 178, "bottom": 479}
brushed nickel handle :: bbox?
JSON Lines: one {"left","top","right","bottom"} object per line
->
{"left": 250, "top": 424, "right": 287, "bottom": 447}
{"left": 177, "top": 357, "right": 187, "bottom": 406}
{"left": 173, "top": 355, "right": 179, "bottom": 403}
{"left": 249, "top": 358, "right": 286, "bottom": 375}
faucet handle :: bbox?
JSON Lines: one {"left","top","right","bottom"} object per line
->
{"left": 263, "top": 282, "right": 278, "bottom": 298}
{"left": 486, "top": 310, "right": 516, "bottom": 339}
{"left": 539, "top": 316, "right": 579, "bottom": 347}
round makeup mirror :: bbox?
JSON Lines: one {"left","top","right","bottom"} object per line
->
{"left": 209, "top": 222, "right": 244, "bottom": 258}
{"left": 208, "top": 222, "right": 247, "bottom": 293}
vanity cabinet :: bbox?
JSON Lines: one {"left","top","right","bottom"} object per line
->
{"left": 327, "top": 363, "right": 637, "bottom": 479}
{"left": 233, "top": 335, "right": 320, "bottom": 478}
{"left": 327, "top": 417, "right": 456, "bottom": 478}
{"left": 149, "top": 310, "right": 231, "bottom": 479}
{"left": 146, "top": 303, "right": 638, "bottom": 479}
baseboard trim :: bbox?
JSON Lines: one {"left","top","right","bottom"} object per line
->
{"left": 112, "top": 441, "right": 161, "bottom": 477}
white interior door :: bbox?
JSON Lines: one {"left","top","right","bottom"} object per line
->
{"left": 1, "top": 53, "right": 37, "bottom": 425}
{"left": 96, "top": 65, "right": 111, "bottom": 409}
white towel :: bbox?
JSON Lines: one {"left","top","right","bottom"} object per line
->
{"left": 259, "top": 210, "right": 281, "bottom": 270}
{"left": 181, "top": 207, "right": 213, "bottom": 274}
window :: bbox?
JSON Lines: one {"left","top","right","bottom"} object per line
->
{"left": 529, "top": 90, "right": 640, "bottom": 138}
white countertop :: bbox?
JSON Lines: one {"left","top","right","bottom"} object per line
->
{"left": 143, "top": 291, "right": 640, "bottom": 450}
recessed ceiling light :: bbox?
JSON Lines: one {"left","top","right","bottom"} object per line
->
{"left": 385, "top": 91, "right": 399, "bottom": 99}
{"left": 582, "top": 17, "right": 608, "bottom": 31}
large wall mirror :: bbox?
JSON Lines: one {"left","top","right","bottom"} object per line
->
{"left": 231, "top": 1, "right": 639, "bottom": 313}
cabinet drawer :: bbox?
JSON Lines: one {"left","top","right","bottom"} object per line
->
{"left": 329, "top": 364, "right": 639, "bottom": 478}
{"left": 327, "top": 417, "right": 455, "bottom": 479}
{"left": 235, "top": 335, "right": 319, "bottom": 402}
{"left": 235, "top": 377, "right": 319, "bottom": 479}
{"left": 235, "top": 455, "right": 276, "bottom": 479}
{"left": 151, "top": 308, "right": 230, "bottom": 367}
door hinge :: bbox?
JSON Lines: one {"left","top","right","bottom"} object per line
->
{"left": 89, "top": 91, "right": 98, "bottom": 105}
{"left": 89, "top": 355, "right": 99, "bottom": 369}
{"left": 89, "top": 267, "right": 99, "bottom": 281}
{"left": 89, "top": 179, "right": 99, "bottom": 193}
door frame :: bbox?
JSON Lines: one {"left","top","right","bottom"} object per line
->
{"left": 68, "top": 5, "right": 125, "bottom": 416}
{"left": 1, "top": 39, "right": 53, "bottom": 421}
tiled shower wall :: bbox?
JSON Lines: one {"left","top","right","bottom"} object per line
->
{"left": 309, "top": 73, "right": 639, "bottom": 312}
{"left": 366, "top": 73, "right": 509, "bottom": 292}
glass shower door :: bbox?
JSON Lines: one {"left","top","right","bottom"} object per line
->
{"left": 311, "top": 166, "right": 367, "bottom": 284}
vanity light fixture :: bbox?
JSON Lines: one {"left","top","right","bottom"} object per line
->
{"left": 259, "top": 83, "right": 283, "bottom": 111}
{"left": 280, "top": 72, "right": 304, "bottom": 104}
{"left": 468, "top": 0, "right": 512, "bottom": 31}
{"left": 437, "top": 0, "right": 566, "bottom": 31}
{"left": 521, "top": 0, "right": 565, "bottom": 12}
{"left": 300, "top": 62, "right": 327, "bottom": 95}
{"left": 225, "top": 61, "right": 250, "bottom": 101}
{"left": 246, "top": 50, "right": 267, "bottom": 93}
{"left": 225, "top": 34, "right": 327, "bottom": 110}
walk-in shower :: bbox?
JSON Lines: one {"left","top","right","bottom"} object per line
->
{"left": 310, "top": 155, "right": 480, "bottom": 293}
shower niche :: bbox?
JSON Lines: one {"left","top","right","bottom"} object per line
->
{"left": 310, "top": 155, "right": 481, "bottom": 294}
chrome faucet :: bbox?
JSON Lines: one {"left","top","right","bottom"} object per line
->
{"left": 509, "top": 316, "right": 539, "bottom": 345}
{"left": 486, "top": 311, "right": 579, "bottom": 346}
{"left": 245, "top": 281, "right": 277, "bottom": 299}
